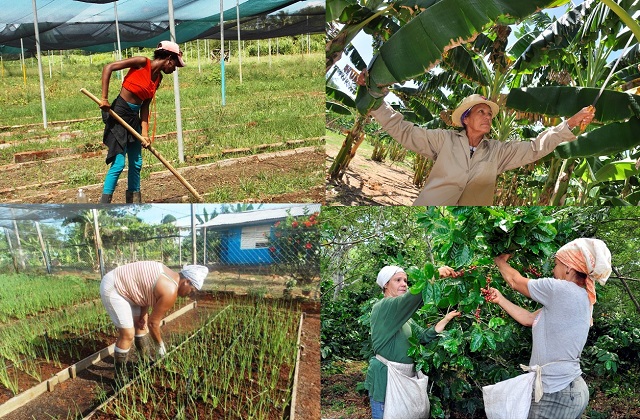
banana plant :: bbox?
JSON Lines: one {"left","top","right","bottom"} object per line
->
{"left": 355, "top": 0, "right": 569, "bottom": 114}
{"left": 505, "top": 0, "right": 640, "bottom": 204}
{"left": 326, "top": 86, "right": 371, "bottom": 180}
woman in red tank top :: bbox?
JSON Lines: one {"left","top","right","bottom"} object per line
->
{"left": 98, "top": 41, "right": 185, "bottom": 203}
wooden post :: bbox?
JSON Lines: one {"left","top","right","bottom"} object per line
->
{"left": 12, "top": 220, "right": 26, "bottom": 271}
{"left": 34, "top": 221, "right": 51, "bottom": 274}
{"left": 4, "top": 227, "right": 18, "bottom": 273}
{"left": 92, "top": 209, "right": 105, "bottom": 277}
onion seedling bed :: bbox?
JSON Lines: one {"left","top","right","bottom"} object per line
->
{"left": 0, "top": 292, "right": 309, "bottom": 420}
{"left": 91, "top": 298, "right": 302, "bottom": 419}
{"left": 0, "top": 296, "right": 193, "bottom": 407}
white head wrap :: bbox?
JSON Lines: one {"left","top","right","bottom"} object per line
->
{"left": 376, "top": 265, "right": 405, "bottom": 289}
{"left": 180, "top": 265, "right": 208, "bottom": 290}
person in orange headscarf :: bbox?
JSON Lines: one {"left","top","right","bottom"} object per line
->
{"left": 485, "top": 238, "right": 611, "bottom": 419}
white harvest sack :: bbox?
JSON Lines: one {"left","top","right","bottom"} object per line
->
{"left": 482, "top": 371, "right": 536, "bottom": 419}
{"left": 382, "top": 358, "right": 430, "bottom": 419}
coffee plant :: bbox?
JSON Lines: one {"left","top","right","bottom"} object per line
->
{"left": 406, "top": 207, "right": 575, "bottom": 417}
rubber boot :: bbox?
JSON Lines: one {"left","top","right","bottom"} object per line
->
{"left": 134, "top": 334, "right": 153, "bottom": 363}
{"left": 125, "top": 191, "right": 142, "bottom": 203}
{"left": 113, "top": 349, "right": 129, "bottom": 389}
{"left": 100, "top": 193, "right": 113, "bottom": 203}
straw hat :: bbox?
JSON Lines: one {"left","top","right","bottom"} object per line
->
{"left": 451, "top": 94, "right": 499, "bottom": 127}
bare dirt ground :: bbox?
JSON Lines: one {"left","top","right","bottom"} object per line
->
{"left": 325, "top": 142, "right": 419, "bottom": 206}
{"left": 1, "top": 147, "right": 325, "bottom": 204}
{"left": 2, "top": 292, "right": 320, "bottom": 420}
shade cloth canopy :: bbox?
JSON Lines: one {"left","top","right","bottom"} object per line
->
{"left": 0, "top": 0, "right": 324, "bottom": 55}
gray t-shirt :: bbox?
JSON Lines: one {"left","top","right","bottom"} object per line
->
{"left": 527, "top": 278, "right": 591, "bottom": 393}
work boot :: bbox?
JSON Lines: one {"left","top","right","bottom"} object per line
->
{"left": 100, "top": 193, "right": 113, "bottom": 203}
{"left": 134, "top": 334, "right": 153, "bottom": 363}
{"left": 113, "top": 349, "right": 129, "bottom": 389}
{"left": 126, "top": 190, "right": 142, "bottom": 203}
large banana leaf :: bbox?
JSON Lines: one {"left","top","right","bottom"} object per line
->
{"left": 327, "top": 86, "right": 357, "bottom": 108}
{"left": 356, "top": 0, "right": 568, "bottom": 113}
{"left": 513, "top": 0, "right": 596, "bottom": 71}
{"left": 326, "top": 86, "right": 357, "bottom": 115}
{"left": 505, "top": 86, "right": 640, "bottom": 122}
{"left": 442, "top": 46, "right": 491, "bottom": 86}
{"left": 554, "top": 117, "right": 640, "bottom": 158}
{"left": 594, "top": 159, "right": 638, "bottom": 182}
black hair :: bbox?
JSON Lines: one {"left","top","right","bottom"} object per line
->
{"left": 154, "top": 49, "right": 176, "bottom": 61}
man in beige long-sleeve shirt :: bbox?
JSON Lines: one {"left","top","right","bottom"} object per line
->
{"left": 360, "top": 73, "right": 596, "bottom": 205}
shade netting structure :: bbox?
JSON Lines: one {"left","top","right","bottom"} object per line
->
{"left": 0, "top": 204, "right": 321, "bottom": 298}
{"left": 0, "top": 0, "right": 324, "bottom": 55}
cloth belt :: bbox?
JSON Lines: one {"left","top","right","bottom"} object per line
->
{"left": 519, "top": 359, "right": 579, "bottom": 402}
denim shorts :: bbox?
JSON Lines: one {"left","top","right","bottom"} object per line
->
{"left": 528, "top": 376, "right": 589, "bottom": 419}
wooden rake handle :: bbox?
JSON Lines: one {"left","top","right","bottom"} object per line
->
{"left": 81, "top": 88, "right": 203, "bottom": 202}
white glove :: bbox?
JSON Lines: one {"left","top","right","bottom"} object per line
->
{"left": 157, "top": 342, "right": 167, "bottom": 357}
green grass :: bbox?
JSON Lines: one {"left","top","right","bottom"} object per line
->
{"left": 203, "top": 154, "right": 324, "bottom": 202}
{"left": 0, "top": 52, "right": 324, "bottom": 168}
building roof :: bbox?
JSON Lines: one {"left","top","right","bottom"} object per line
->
{"left": 196, "top": 204, "right": 320, "bottom": 229}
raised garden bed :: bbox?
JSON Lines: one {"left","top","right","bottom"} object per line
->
{"left": 0, "top": 292, "right": 318, "bottom": 419}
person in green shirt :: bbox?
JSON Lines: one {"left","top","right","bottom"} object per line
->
{"left": 365, "top": 265, "right": 462, "bottom": 419}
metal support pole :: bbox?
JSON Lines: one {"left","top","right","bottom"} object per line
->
{"left": 114, "top": 0, "right": 123, "bottom": 80}
{"left": 236, "top": 0, "right": 242, "bottom": 84}
{"left": 191, "top": 204, "right": 197, "bottom": 265}
{"left": 168, "top": 0, "right": 185, "bottom": 162}
{"left": 220, "top": 0, "right": 226, "bottom": 106}
{"left": 32, "top": 0, "right": 48, "bottom": 129}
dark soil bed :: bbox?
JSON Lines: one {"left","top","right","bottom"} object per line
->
{"left": 1, "top": 148, "right": 325, "bottom": 204}
{"left": 1, "top": 292, "right": 319, "bottom": 420}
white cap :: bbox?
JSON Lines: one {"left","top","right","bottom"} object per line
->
{"left": 180, "top": 265, "right": 208, "bottom": 290}
{"left": 376, "top": 265, "right": 405, "bottom": 289}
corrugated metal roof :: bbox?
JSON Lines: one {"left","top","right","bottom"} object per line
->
{"left": 196, "top": 204, "right": 320, "bottom": 228}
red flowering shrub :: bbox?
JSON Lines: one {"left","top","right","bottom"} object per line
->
{"left": 268, "top": 211, "right": 320, "bottom": 284}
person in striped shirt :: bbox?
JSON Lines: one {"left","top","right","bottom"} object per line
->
{"left": 99, "top": 261, "right": 208, "bottom": 386}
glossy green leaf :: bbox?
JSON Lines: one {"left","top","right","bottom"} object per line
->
{"left": 594, "top": 160, "right": 638, "bottom": 182}
{"left": 555, "top": 118, "right": 640, "bottom": 158}
{"left": 456, "top": 355, "right": 474, "bottom": 370}
{"left": 432, "top": 350, "right": 443, "bottom": 368}
{"left": 470, "top": 325, "right": 484, "bottom": 352}
{"left": 488, "top": 317, "right": 506, "bottom": 329}
{"left": 484, "top": 331, "right": 497, "bottom": 350}
{"left": 440, "top": 337, "right": 461, "bottom": 354}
